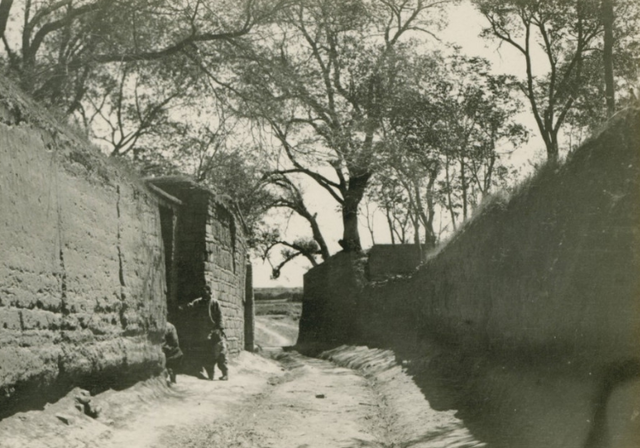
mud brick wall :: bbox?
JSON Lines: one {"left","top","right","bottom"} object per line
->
{"left": 298, "top": 245, "right": 423, "bottom": 348}
{"left": 0, "top": 81, "right": 167, "bottom": 418}
{"left": 149, "top": 178, "right": 248, "bottom": 357}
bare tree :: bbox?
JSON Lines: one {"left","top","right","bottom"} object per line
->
{"left": 217, "top": 0, "right": 452, "bottom": 252}
{"left": 475, "top": 0, "right": 605, "bottom": 161}
{"left": 264, "top": 173, "right": 331, "bottom": 262}
{"left": 0, "top": 0, "right": 288, "bottom": 111}
{"left": 80, "top": 63, "right": 186, "bottom": 157}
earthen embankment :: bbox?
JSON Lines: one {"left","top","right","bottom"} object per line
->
{"left": 298, "top": 105, "right": 640, "bottom": 447}
{"left": 0, "top": 80, "right": 167, "bottom": 417}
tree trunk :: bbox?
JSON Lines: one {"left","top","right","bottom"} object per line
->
{"left": 385, "top": 210, "right": 396, "bottom": 245}
{"left": 444, "top": 155, "right": 457, "bottom": 231}
{"left": 483, "top": 132, "right": 497, "bottom": 194}
{"left": 548, "top": 132, "right": 560, "bottom": 163}
{"left": 340, "top": 172, "right": 370, "bottom": 252}
{"left": 364, "top": 204, "right": 376, "bottom": 246}
{"left": 603, "top": 0, "right": 615, "bottom": 117}
{"left": 414, "top": 178, "right": 436, "bottom": 249}
{"left": 423, "top": 172, "right": 438, "bottom": 249}
{"left": 460, "top": 157, "right": 469, "bottom": 221}
{"left": 0, "top": 0, "right": 13, "bottom": 37}
{"left": 399, "top": 217, "right": 408, "bottom": 244}
{"left": 341, "top": 204, "right": 361, "bottom": 252}
{"left": 412, "top": 213, "right": 420, "bottom": 245}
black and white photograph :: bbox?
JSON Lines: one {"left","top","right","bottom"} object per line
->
{"left": 0, "top": 0, "right": 638, "bottom": 447}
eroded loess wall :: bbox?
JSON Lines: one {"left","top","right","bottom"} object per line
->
{"left": 0, "top": 81, "right": 166, "bottom": 418}
{"left": 408, "top": 106, "right": 640, "bottom": 368}
{"left": 298, "top": 106, "right": 640, "bottom": 447}
{"left": 301, "top": 105, "right": 640, "bottom": 370}
{"left": 366, "top": 244, "right": 423, "bottom": 281}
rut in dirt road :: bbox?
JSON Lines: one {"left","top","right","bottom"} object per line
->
{"left": 154, "top": 350, "right": 483, "bottom": 448}
{"left": 0, "top": 348, "right": 483, "bottom": 448}
{"left": 156, "top": 352, "right": 390, "bottom": 448}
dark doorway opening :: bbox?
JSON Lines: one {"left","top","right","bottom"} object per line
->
{"left": 159, "top": 205, "right": 178, "bottom": 313}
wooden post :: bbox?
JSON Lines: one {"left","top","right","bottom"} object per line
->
{"left": 244, "top": 261, "right": 255, "bottom": 352}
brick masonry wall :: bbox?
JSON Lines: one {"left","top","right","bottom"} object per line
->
{"left": 204, "top": 199, "right": 247, "bottom": 355}
{"left": 150, "top": 179, "right": 248, "bottom": 357}
{"left": 0, "top": 81, "right": 167, "bottom": 417}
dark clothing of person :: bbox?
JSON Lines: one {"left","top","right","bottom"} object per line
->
{"left": 163, "top": 322, "right": 183, "bottom": 360}
{"left": 206, "top": 328, "right": 228, "bottom": 380}
{"left": 187, "top": 294, "right": 224, "bottom": 330}
{"left": 187, "top": 291, "right": 228, "bottom": 380}
{"left": 163, "top": 322, "right": 183, "bottom": 383}
{"left": 206, "top": 296, "right": 227, "bottom": 379}
{"left": 208, "top": 296, "right": 223, "bottom": 330}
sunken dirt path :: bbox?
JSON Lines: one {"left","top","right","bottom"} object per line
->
{"left": 0, "top": 348, "right": 483, "bottom": 448}
{"left": 156, "top": 352, "right": 390, "bottom": 448}
{"left": 0, "top": 308, "right": 481, "bottom": 448}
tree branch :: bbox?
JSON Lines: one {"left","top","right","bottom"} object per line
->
{"left": 0, "top": 0, "right": 14, "bottom": 37}
{"left": 27, "top": 1, "right": 106, "bottom": 63}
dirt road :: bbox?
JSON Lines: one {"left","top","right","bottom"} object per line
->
{"left": 255, "top": 314, "right": 299, "bottom": 347}
{"left": 157, "top": 352, "right": 388, "bottom": 448}
{"left": 0, "top": 347, "right": 483, "bottom": 448}
{"left": 0, "top": 306, "right": 483, "bottom": 448}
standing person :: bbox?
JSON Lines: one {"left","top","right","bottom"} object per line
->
{"left": 205, "top": 285, "right": 229, "bottom": 381}
{"left": 163, "top": 321, "right": 183, "bottom": 384}
{"left": 209, "top": 326, "right": 229, "bottom": 381}
{"left": 187, "top": 285, "right": 229, "bottom": 381}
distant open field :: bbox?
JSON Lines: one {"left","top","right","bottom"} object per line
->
{"left": 255, "top": 299, "right": 302, "bottom": 318}
{"left": 255, "top": 287, "right": 303, "bottom": 302}
{"left": 254, "top": 297, "right": 302, "bottom": 348}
